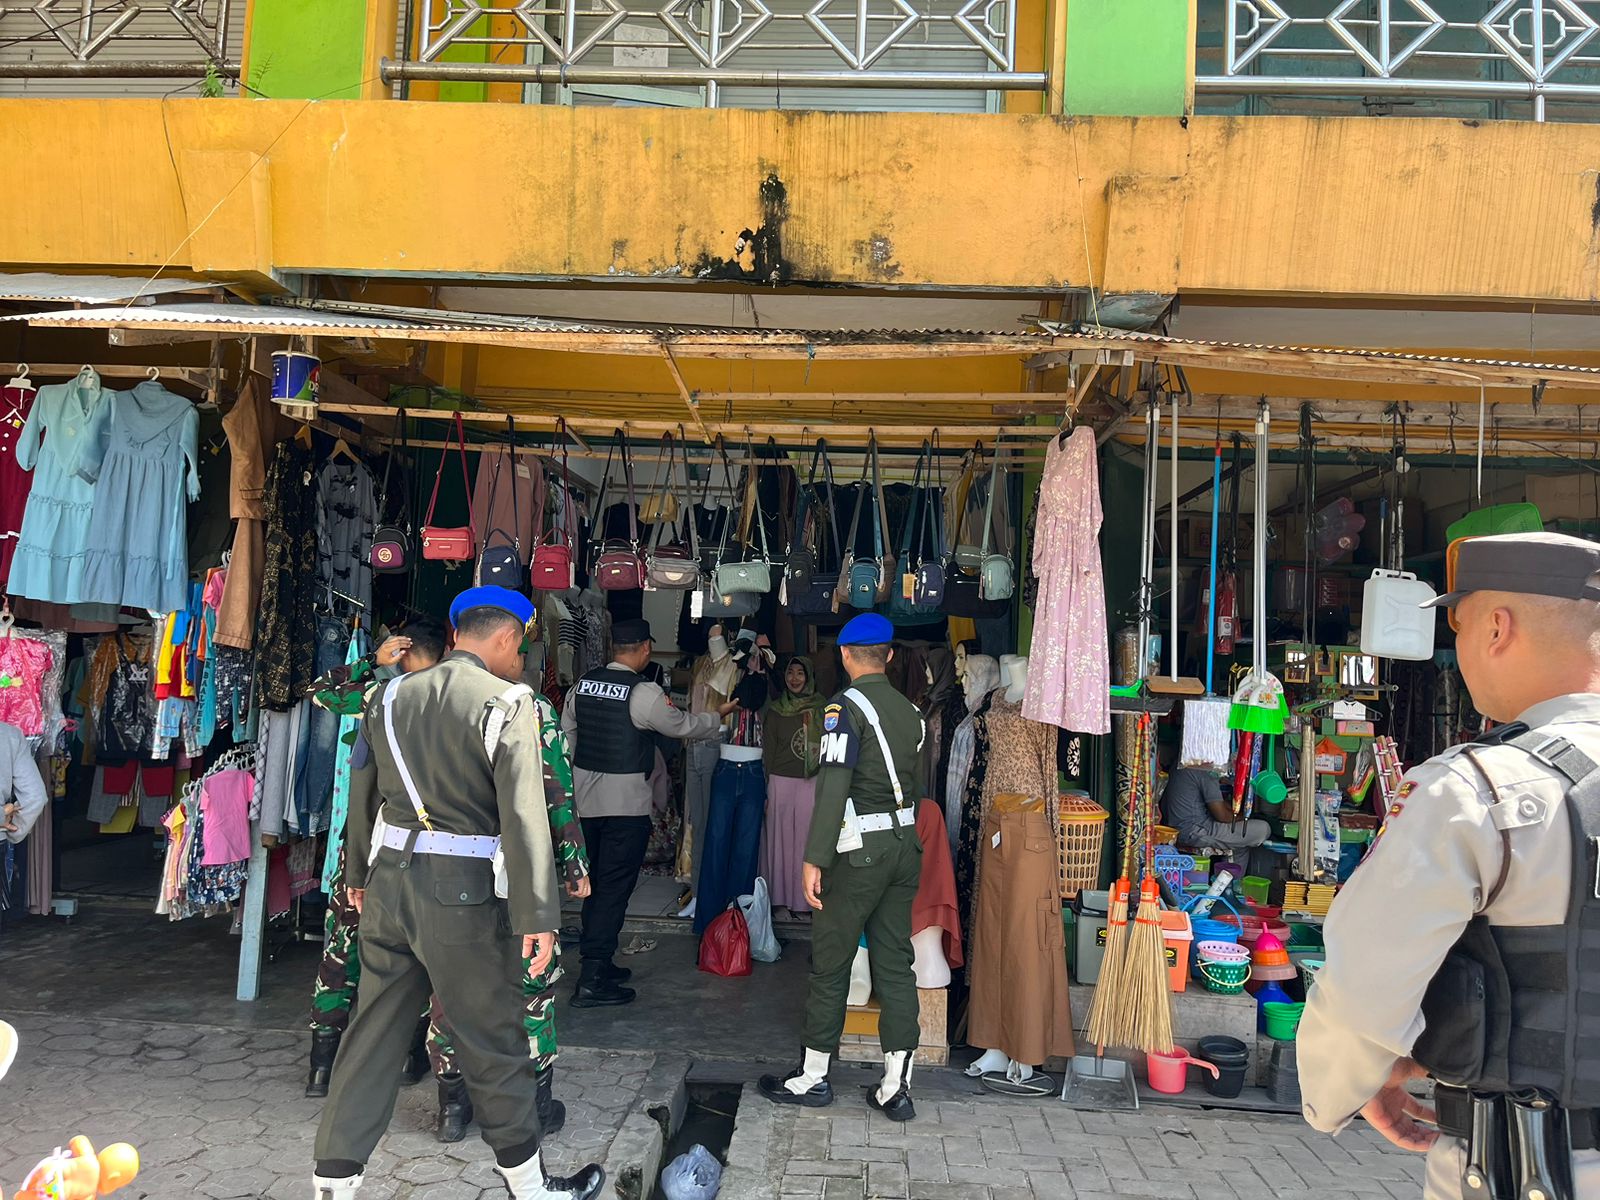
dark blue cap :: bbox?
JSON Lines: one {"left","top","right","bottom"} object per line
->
{"left": 837, "top": 612, "right": 894, "bottom": 646}
{"left": 449, "top": 585, "right": 535, "bottom": 629}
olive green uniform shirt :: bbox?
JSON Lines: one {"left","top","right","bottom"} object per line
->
{"left": 805, "top": 672, "right": 926, "bottom": 869}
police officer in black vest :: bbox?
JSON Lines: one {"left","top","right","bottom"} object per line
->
{"left": 1300, "top": 532, "right": 1600, "bottom": 1199}
{"left": 562, "top": 619, "right": 734, "bottom": 1007}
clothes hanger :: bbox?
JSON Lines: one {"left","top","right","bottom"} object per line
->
{"left": 146, "top": 367, "right": 160, "bottom": 382}
{"left": 330, "top": 436, "right": 359, "bottom": 464}
{"left": 0, "top": 599, "right": 15, "bottom": 639}
{"left": 5, "top": 364, "right": 32, "bottom": 392}
{"left": 295, "top": 423, "right": 313, "bottom": 449}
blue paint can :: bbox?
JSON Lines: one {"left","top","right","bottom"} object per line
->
{"left": 271, "top": 350, "right": 320, "bottom": 416}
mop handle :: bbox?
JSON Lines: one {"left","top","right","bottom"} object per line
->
{"left": 1169, "top": 396, "right": 1179, "bottom": 682}
{"left": 1206, "top": 442, "right": 1220, "bottom": 694}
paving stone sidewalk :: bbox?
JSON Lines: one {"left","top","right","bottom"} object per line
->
{"left": 0, "top": 1012, "right": 652, "bottom": 1199}
{"left": 723, "top": 1065, "right": 1430, "bottom": 1200}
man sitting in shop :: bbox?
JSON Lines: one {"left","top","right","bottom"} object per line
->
{"left": 1161, "top": 764, "right": 1269, "bottom": 853}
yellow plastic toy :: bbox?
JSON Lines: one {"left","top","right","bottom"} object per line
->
{"left": 0, "top": 1022, "right": 139, "bottom": 1200}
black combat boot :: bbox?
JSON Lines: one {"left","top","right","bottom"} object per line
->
{"left": 497, "top": 1152, "right": 605, "bottom": 1200}
{"left": 536, "top": 1065, "right": 566, "bottom": 1137}
{"left": 306, "top": 1027, "right": 341, "bottom": 1099}
{"left": 435, "top": 1072, "right": 473, "bottom": 1143}
{"left": 597, "top": 960, "right": 632, "bottom": 985}
{"left": 401, "top": 1015, "right": 430, "bottom": 1086}
{"left": 569, "top": 959, "right": 635, "bottom": 1009}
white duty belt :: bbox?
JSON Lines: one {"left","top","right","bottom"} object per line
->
{"left": 378, "top": 823, "right": 498, "bottom": 859}
{"left": 833, "top": 687, "right": 915, "bottom": 849}
{"left": 854, "top": 808, "right": 918, "bottom": 834}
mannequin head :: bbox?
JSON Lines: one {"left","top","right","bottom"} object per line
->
{"left": 961, "top": 654, "right": 1001, "bottom": 712}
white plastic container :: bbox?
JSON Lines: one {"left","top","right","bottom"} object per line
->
{"left": 1360, "top": 569, "right": 1438, "bottom": 661}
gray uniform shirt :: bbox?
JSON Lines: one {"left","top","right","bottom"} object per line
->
{"left": 0, "top": 722, "right": 47, "bottom": 844}
{"left": 562, "top": 661, "right": 721, "bottom": 820}
{"left": 1299, "top": 692, "right": 1600, "bottom": 1198}
{"left": 343, "top": 650, "right": 561, "bottom": 937}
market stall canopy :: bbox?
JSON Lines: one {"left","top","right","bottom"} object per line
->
{"left": 0, "top": 273, "right": 216, "bottom": 305}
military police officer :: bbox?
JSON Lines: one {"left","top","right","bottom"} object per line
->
{"left": 1299, "top": 532, "right": 1600, "bottom": 1199}
{"left": 313, "top": 586, "right": 603, "bottom": 1200}
{"left": 759, "top": 612, "right": 926, "bottom": 1121}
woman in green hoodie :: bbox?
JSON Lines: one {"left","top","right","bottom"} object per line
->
{"left": 760, "top": 655, "right": 828, "bottom": 918}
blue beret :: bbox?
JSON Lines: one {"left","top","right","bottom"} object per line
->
{"left": 838, "top": 612, "right": 894, "bottom": 646}
{"left": 449, "top": 585, "right": 535, "bottom": 629}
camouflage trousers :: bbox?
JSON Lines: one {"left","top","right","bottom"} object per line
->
{"left": 308, "top": 849, "right": 362, "bottom": 1033}
{"left": 428, "top": 945, "right": 563, "bottom": 1077}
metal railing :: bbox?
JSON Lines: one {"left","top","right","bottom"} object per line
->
{"left": 382, "top": 0, "right": 1044, "bottom": 100}
{"left": 0, "top": 0, "right": 237, "bottom": 78}
{"left": 1196, "top": 0, "right": 1600, "bottom": 121}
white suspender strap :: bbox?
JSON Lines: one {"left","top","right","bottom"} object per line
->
{"left": 843, "top": 687, "right": 905, "bottom": 810}
{"left": 484, "top": 683, "right": 536, "bottom": 760}
{"left": 381, "top": 675, "right": 434, "bottom": 831}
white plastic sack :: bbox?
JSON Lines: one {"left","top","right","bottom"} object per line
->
{"left": 736, "top": 877, "right": 781, "bottom": 963}
{"left": 661, "top": 1144, "right": 723, "bottom": 1200}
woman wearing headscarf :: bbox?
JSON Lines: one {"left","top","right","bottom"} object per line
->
{"left": 759, "top": 655, "right": 827, "bottom": 918}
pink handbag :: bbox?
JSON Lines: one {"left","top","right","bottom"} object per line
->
{"left": 420, "top": 412, "right": 477, "bottom": 565}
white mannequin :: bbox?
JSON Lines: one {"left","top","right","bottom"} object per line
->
{"left": 1000, "top": 654, "right": 1029, "bottom": 703}
{"left": 910, "top": 927, "right": 951, "bottom": 988}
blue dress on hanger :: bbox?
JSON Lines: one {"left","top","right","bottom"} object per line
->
{"left": 80, "top": 381, "right": 200, "bottom": 614}
{"left": 9, "top": 367, "right": 114, "bottom": 605}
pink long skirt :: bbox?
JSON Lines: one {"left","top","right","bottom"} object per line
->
{"left": 760, "top": 773, "right": 817, "bottom": 913}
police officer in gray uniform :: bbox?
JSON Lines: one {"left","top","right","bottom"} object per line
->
{"left": 313, "top": 586, "right": 603, "bottom": 1200}
{"left": 759, "top": 613, "right": 926, "bottom": 1121}
{"left": 564, "top": 618, "right": 732, "bottom": 1007}
{"left": 1300, "top": 532, "right": 1600, "bottom": 1200}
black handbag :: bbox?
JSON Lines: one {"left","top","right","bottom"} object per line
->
{"left": 785, "top": 442, "right": 846, "bottom": 621}
{"left": 371, "top": 407, "right": 412, "bottom": 575}
{"left": 476, "top": 417, "right": 525, "bottom": 587}
{"left": 888, "top": 438, "right": 945, "bottom": 624}
{"left": 940, "top": 444, "right": 1009, "bottom": 619}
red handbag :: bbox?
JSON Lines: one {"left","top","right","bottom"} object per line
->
{"left": 421, "top": 412, "right": 477, "bottom": 565}
{"left": 529, "top": 443, "right": 577, "bottom": 591}
{"left": 698, "top": 905, "right": 753, "bottom": 977}
{"left": 593, "top": 434, "right": 646, "bottom": 591}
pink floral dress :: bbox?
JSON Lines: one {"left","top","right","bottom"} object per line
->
{"left": 1022, "top": 427, "right": 1110, "bottom": 734}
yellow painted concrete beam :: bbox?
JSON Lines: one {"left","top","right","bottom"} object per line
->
{"left": 8, "top": 100, "right": 1600, "bottom": 304}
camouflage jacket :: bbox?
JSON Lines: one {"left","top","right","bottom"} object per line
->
{"left": 534, "top": 692, "right": 589, "bottom": 887}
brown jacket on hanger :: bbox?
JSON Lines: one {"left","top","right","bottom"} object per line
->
{"left": 214, "top": 377, "right": 287, "bottom": 649}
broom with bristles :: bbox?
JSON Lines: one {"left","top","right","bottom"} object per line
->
{"left": 1123, "top": 709, "right": 1175, "bottom": 1054}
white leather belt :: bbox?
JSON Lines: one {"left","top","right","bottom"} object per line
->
{"left": 380, "top": 823, "right": 499, "bottom": 860}
{"left": 855, "top": 808, "right": 917, "bottom": 834}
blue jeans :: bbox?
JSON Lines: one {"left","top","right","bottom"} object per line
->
{"left": 294, "top": 617, "right": 347, "bottom": 834}
{"left": 693, "top": 760, "right": 766, "bottom": 935}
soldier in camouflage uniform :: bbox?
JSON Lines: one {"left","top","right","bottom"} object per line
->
{"left": 305, "top": 625, "right": 447, "bottom": 1099}
{"left": 427, "top": 689, "right": 589, "bottom": 1142}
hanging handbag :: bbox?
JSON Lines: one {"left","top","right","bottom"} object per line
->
{"left": 476, "top": 416, "right": 525, "bottom": 586}
{"left": 889, "top": 438, "right": 944, "bottom": 622}
{"left": 420, "top": 411, "right": 477, "bottom": 565}
{"left": 784, "top": 440, "right": 823, "bottom": 591}
{"left": 839, "top": 437, "right": 888, "bottom": 611}
{"left": 784, "top": 440, "right": 844, "bottom": 619}
{"left": 913, "top": 432, "right": 948, "bottom": 608}
{"left": 713, "top": 443, "right": 773, "bottom": 595}
{"left": 594, "top": 434, "right": 647, "bottom": 591}
{"left": 646, "top": 432, "right": 702, "bottom": 590}
{"left": 529, "top": 423, "right": 576, "bottom": 592}
{"left": 941, "top": 446, "right": 1009, "bottom": 618}
{"left": 639, "top": 430, "right": 680, "bottom": 525}
{"left": 977, "top": 441, "right": 1015, "bottom": 602}
{"left": 370, "top": 407, "right": 412, "bottom": 574}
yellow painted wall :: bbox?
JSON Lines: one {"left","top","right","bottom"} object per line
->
{"left": 7, "top": 100, "right": 1600, "bottom": 304}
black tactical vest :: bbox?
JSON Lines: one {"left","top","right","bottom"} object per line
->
{"left": 1413, "top": 727, "right": 1600, "bottom": 1107}
{"left": 570, "top": 666, "right": 654, "bottom": 776}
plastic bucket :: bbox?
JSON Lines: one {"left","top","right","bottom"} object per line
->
{"left": 1190, "top": 919, "right": 1238, "bottom": 979}
{"left": 1145, "top": 1047, "right": 1219, "bottom": 1095}
{"left": 1198, "top": 959, "right": 1251, "bottom": 996}
{"left": 1262, "top": 1001, "right": 1306, "bottom": 1040}
{"left": 1196, "top": 1035, "right": 1250, "bottom": 1100}
{"left": 270, "top": 350, "right": 320, "bottom": 411}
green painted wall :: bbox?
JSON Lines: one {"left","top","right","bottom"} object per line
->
{"left": 245, "top": 0, "right": 371, "bottom": 100}
{"left": 1064, "top": 0, "right": 1191, "bottom": 117}
{"left": 437, "top": 17, "right": 492, "bottom": 104}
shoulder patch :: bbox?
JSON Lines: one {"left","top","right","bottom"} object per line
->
{"left": 818, "top": 704, "right": 859, "bottom": 767}
{"left": 823, "top": 703, "right": 844, "bottom": 733}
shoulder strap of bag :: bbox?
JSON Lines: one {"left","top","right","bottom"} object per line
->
{"left": 818, "top": 439, "right": 843, "bottom": 569}
{"left": 506, "top": 417, "right": 520, "bottom": 552}
{"left": 842, "top": 443, "right": 870, "bottom": 563}
{"left": 843, "top": 687, "right": 904, "bottom": 810}
{"left": 381, "top": 676, "right": 435, "bottom": 831}
{"left": 746, "top": 436, "right": 771, "bottom": 562}
{"left": 900, "top": 440, "right": 927, "bottom": 562}
{"left": 929, "top": 431, "right": 947, "bottom": 559}
{"left": 621, "top": 437, "right": 641, "bottom": 545}
{"left": 424, "top": 412, "right": 475, "bottom": 530}
{"left": 678, "top": 430, "right": 699, "bottom": 559}
{"left": 869, "top": 435, "right": 886, "bottom": 563}
{"left": 791, "top": 441, "right": 820, "bottom": 552}
{"left": 980, "top": 439, "right": 1002, "bottom": 556}
{"left": 714, "top": 435, "right": 738, "bottom": 561}
{"left": 594, "top": 433, "right": 619, "bottom": 544}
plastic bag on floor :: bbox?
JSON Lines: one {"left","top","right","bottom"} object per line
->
{"left": 660, "top": 1143, "right": 723, "bottom": 1200}
{"left": 737, "top": 876, "right": 781, "bottom": 963}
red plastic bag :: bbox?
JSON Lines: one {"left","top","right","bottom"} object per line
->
{"left": 698, "top": 906, "right": 753, "bottom": 977}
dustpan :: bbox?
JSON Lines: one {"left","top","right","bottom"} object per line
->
{"left": 1061, "top": 1053, "right": 1140, "bottom": 1111}
{"left": 1228, "top": 670, "right": 1288, "bottom": 734}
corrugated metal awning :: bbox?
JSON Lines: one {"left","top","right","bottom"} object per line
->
{"left": 0, "top": 273, "right": 215, "bottom": 305}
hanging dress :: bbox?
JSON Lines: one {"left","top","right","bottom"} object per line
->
{"left": 10, "top": 367, "right": 114, "bottom": 606}
{"left": 1022, "top": 427, "right": 1110, "bottom": 734}
{"left": 0, "top": 381, "right": 36, "bottom": 588}
{"left": 0, "top": 632, "right": 54, "bottom": 738}
{"left": 80, "top": 381, "right": 200, "bottom": 614}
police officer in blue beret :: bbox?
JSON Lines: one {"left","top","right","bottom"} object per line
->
{"left": 759, "top": 612, "right": 927, "bottom": 1121}
{"left": 314, "top": 586, "right": 604, "bottom": 1200}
